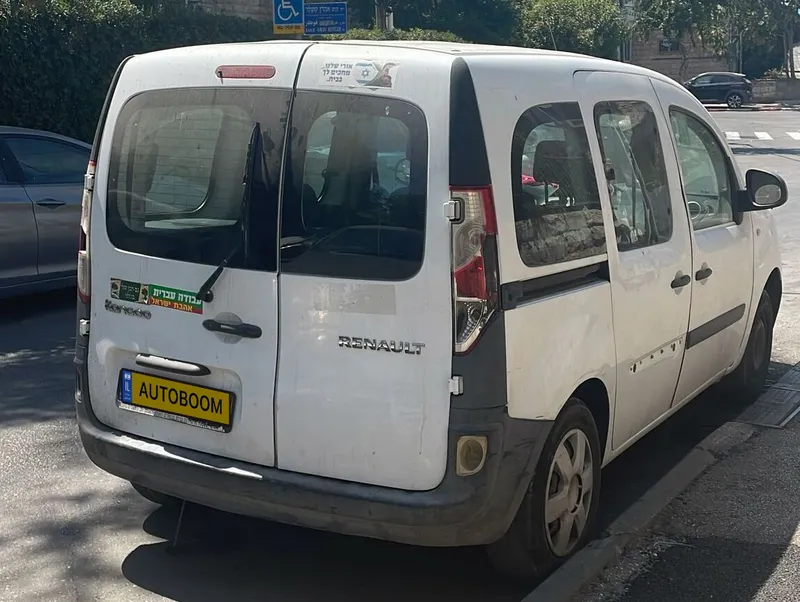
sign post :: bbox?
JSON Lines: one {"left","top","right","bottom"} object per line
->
{"left": 273, "top": 0, "right": 305, "bottom": 35}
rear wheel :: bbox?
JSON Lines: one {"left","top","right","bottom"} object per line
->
{"left": 131, "top": 482, "right": 181, "bottom": 508}
{"left": 726, "top": 92, "right": 744, "bottom": 108}
{"left": 487, "top": 398, "right": 602, "bottom": 581}
{"left": 721, "top": 289, "right": 775, "bottom": 400}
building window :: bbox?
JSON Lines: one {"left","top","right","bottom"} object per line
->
{"left": 659, "top": 39, "right": 681, "bottom": 53}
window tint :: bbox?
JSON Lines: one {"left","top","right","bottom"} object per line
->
{"left": 281, "top": 92, "right": 428, "bottom": 281}
{"left": 594, "top": 101, "right": 672, "bottom": 251}
{"left": 511, "top": 102, "right": 605, "bottom": 267}
{"left": 5, "top": 136, "right": 88, "bottom": 185}
{"left": 106, "top": 88, "right": 290, "bottom": 271}
{"left": 669, "top": 109, "right": 734, "bottom": 230}
{"left": 694, "top": 76, "right": 713, "bottom": 85}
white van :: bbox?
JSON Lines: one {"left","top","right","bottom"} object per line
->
{"left": 75, "top": 40, "right": 787, "bottom": 580}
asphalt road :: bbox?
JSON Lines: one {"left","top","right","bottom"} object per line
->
{"left": 1, "top": 109, "right": 798, "bottom": 602}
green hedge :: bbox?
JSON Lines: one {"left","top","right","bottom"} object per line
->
{"left": 0, "top": 1, "right": 465, "bottom": 143}
{"left": 0, "top": 0, "right": 274, "bottom": 142}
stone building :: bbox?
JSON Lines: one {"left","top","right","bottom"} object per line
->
{"left": 624, "top": 34, "right": 729, "bottom": 82}
{"left": 191, "top": 0, "right": 272, "bottom": 21}
{"left": 615, "top": 0, "right": 728, "bottom": 81}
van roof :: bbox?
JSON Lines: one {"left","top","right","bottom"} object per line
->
{"left": 129, "top": 39, "right": 683, "bottom": 90}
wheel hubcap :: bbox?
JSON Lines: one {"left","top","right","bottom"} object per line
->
{"left": 544, "top": 429, "right": 594, "bottom": 558}
{"left": 730, "top": 95, "right": 742, "bottom": 107}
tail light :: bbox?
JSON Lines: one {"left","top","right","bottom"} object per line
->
{"left": 77, "top": 160, "right": 95, "bottom": 304}
{"left": 450, "top": 186, "right": 499, "bottom": 354}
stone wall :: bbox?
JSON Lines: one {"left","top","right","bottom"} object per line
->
{"left": 753, "top": 78, "right": 800, "bottom": 101}
{"left": 194, "top": 0, "right": 272, "bottom": 21}
{"left": 630, "top": 33, "right": 728, "bottom": 82}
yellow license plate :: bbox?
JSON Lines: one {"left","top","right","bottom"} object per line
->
{"left": 118, "top": 369, "right": 234, "bottom": 432}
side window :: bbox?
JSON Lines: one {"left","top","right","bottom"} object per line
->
{"left": 511, "top": 102, "right": 606, "bottom": 267}
{"left": 4, "top": 136, "right": 88, "bottom": 185}
{"left": 669, "top": 109, "right": 734, "bottom": 230}
{"left": 282, "top": 92, "right": 427, "bottom": 281}
{"left": 694, "top": 75, "right": 713, "bottom": 85}
{"left": 593, "top": 101, "right": 672, "bottom": 251}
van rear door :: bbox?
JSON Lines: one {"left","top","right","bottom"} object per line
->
{"left": 273, "top": 46, "right": 455, "bottom": 491}
{"left": 86, "top": 45, "right": 305, "bottom": 467}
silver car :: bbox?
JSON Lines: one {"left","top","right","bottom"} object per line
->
{"left": 0, "top": 126, "right": 90, "bottom": 298}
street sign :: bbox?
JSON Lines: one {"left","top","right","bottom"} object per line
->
{"left": 273, "top": 0, "right": 304, "bottom": 35}
{"left": 304, "top": 2, "right": 347, "bottom": 35}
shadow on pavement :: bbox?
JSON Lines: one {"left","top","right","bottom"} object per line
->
{"left": 731, "top": 147, "right": 800, "bottom": 156}
{"left": 0, "top": 288, "right": 77, "bottom": 425}
{"left": 596, "top": 360, "right": 794, "bottom": 534}
{"left": 121, "top": 504, "right": 528, "bottom": 602}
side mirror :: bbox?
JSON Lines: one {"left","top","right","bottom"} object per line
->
{"left": 742, "top": 169, "right": 788, "bottom": 211}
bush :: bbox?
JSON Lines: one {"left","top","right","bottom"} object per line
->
{"left": 0, "top": 0, "right": 273, "bottom": 142}
{"left": 331, "top": 27, "right": 466, "bottom": 43}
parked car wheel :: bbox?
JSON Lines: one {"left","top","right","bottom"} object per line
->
{"left": 726, "top": 92, "right": 744, "bottom": 108}
{"left": 721, "top": 289, "right": 775, "bottom": 400}
{"left": 487, "top": 398, "right": 602, "bottom": 581}
{"left": 131, "top": 482, "right": 182, "bottom": 508}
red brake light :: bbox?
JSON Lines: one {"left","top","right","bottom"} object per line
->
{"left": 450, "top": 186, "right": 498, "bottom": 354}
{"left": 215, "top": 65, "right": 276, "bottom": 80}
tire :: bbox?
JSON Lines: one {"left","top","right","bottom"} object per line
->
{"left": 722, "top": 289, "right": 775, "bottom": 401}
{"left": 726, "top": 92, "right": 744, "bottom": 108}
{"left": 131, "top": 482, "right": 182, "bottom": 508}
{"left": 487, "top": 398, "right": 602, "bottom": 582}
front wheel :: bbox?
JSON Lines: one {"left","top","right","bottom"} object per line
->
{"left": 721, "top": 289, "right": 775, "bottom": 400}
{"left": 487, "top": 399, "right": 602, "bottom": 581}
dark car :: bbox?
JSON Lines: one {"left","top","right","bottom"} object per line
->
{"left": 682, "top": 72, "right": 753, "bottom": 108}
{"left": 0, "top": 126, "right": 90, "bottom": 298}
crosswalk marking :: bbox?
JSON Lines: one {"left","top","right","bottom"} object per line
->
{"left": 788, "top": 132, "right": 800, "bottom": 140}
{"left": 726, "top": 131, "right": 741, "bottom": 140}
{"left": 754, "top": 131, "right": 773, "bottom": 140}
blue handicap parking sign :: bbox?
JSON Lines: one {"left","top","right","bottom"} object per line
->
{"left": 274, "top": 0, "right": 304, "bottom": 34}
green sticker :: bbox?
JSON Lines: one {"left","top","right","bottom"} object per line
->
{"left": 147, "top": 284, "right": 203, "bottom": 315}
{"left": 110, "top": 278, "right": 203, "bottom": 314}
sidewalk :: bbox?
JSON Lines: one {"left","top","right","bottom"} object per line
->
{"left": 578, "top": 376, "right": 800, "bottom": 602}
{"left": 706, "top": 102, "right": 800, "bottom": 111}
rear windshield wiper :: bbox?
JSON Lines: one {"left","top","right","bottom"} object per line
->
{"left": 196, "top": 122, "right": 261, "bottom": 303}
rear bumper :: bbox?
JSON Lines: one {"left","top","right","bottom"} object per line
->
{"left": 74, "top": 341, "right": 552, "bottom": 547}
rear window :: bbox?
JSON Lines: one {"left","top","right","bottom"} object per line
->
{"left": 106, "top": 88, "right": 290, "bottom": 271}
{"left": 106, "top": 88, "right": 428, "bottom": 281}
{"left": 281, "top": 92, "right": 428, "bottom": 281}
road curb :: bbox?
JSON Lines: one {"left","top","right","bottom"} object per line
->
{"left": 706, "top": 106, "right": 793, "bottom": 112}
{"left": 520, "top": 421, "right": 758, "bottom": 602}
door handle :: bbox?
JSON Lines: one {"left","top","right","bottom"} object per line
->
{"left": 36, "top": 199, "right": 66, "bottom": 208}
{"left": 671, "top": 273, "right": 691, "bottom": 289}
{"left": 695, "top": 266, "right": 714, "bottom": 281}
{"left": 202, "top": 319, "right": 262, "bottom": 339}
{"left": 135, "top": 353, "right": 211, "bottom": 377}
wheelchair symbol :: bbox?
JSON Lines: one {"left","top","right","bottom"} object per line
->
{"left": 276, "top": 0, "right": 300, "bottom": 22}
